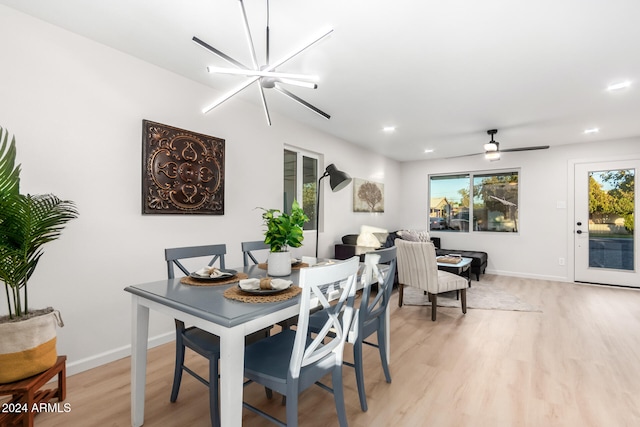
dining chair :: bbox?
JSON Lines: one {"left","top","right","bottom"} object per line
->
{"left": 395, "top": 239, "right": 467, "bottom": 321}
{"left": 241, "top": 239, "right": 298, "bottom": 331}
{"left": 242, "top": 256, "right": 360, "bottom": 427}
{"left": 307, "top": 246, "right": 397, "bottom": 412}
{"left": 165, "top": 244, "right": 271, "bottom": 427}
{"left": 241, "top": 240, "right": 270, "bottom": 266}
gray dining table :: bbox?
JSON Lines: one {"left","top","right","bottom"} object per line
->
{"left": 124, "top": 260, "right": 389, "bottom": 427}
{"left": 125, "top": 264, "right": 303, "bottom": 427}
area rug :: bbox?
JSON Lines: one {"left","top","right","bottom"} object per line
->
{"left": 401, "top": 282, "right": 542, "bottom": 312}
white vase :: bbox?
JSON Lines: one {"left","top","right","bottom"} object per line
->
{"left": 267, "top": 251, "right": 292, "bottom": 277}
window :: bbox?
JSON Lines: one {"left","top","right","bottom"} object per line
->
{"left": 284, "top": 148, "right": 319, "bottom": 230}
{"left": 429, "top": 170, "right": 519, "bottom": 232}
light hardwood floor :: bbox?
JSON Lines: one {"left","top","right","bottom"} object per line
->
{"left": 15, "top": 275, "right": 640, "bottom": 426}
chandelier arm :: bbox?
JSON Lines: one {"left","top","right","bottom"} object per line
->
{"left": 192, "top": 36, "right": 250, "bottom": 70}
{"left": 206, "top": 67, "right": 318, "bottom": 82}
{"left": 264, "top": 28, "right": 333, "bottom": 72}
{"left": 257, "top": 85, "right": 272, "bottom": 126}
{"left": 274, "top": 85, "right": 330, "bottom": 120}
{"left": 238, "top": 0, "right": 260, "bottom": 69}
{"left": 202, "top": 77, "right": 260, "bottom": 114}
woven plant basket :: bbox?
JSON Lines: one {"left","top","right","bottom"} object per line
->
{"left": 0, "top": 310, "right": 63, "bottom": 383}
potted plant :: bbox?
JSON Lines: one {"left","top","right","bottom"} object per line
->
{"left": 0, "top": 127, "right": 78, "bottom": 383}
{"left": 260, "top": 200, "right": 309, "bottom": 276}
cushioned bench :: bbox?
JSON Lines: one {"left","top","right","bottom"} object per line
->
{"left": 435, "top": 248, "right": 487, "bottom": 281}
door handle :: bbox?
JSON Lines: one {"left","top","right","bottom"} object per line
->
{"left": 576, "top": 221, "right": 582, "bottom": 226}
{"left": 576, "top": 230, "right": 584, "bottom": 234}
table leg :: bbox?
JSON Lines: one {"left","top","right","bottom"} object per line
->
{"left": 218, "top": 329, "right": 245, "bottom": 427}
{"left": 131, "top": 297, "right": 149, "bottom": 427}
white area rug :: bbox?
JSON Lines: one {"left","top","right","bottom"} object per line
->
{"left": 402, "top": 282, "right": 542, "bottom": 312}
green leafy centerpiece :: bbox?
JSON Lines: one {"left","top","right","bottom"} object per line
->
{"left": 260, "top": 200, "right": 308, "bottom": 276}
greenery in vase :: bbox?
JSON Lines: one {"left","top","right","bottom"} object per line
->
{"left": 260, "top": 200, "right": 309, "bottom": 252}
{"left": 0, "top": 127, "right": 78, "bottom": 319}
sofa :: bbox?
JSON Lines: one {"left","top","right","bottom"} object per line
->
{"left": 334, "top": 230, "right": 487, "bottom": 281}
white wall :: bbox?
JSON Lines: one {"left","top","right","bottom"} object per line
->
{"left": 0, "top": 6, "right": 401, "bottom": 374}
{"left": 399, "top": 137, "right": 640, "bottom": 281}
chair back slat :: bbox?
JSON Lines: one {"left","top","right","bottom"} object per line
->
{"left": 165, "top": 244, "right": 227, "bottom": 279}
{"left": 241, "top": 240, "right": 269, "bottom": 266}
{"left": 361, "top": 247, "right": 397, "bottom": 325}
{"left": 290, "top": 257, "right": 359, "bottom": 377}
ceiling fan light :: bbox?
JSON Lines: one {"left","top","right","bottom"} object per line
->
{"left": 485, "top": 151, "right": 501, "bottom": 161}
{"left": 484, "top": 142, "right": 498, "bottom": 152}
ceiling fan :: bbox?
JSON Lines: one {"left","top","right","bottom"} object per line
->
{"left": 193, "top": 0, "right": 332, "bottom": 125}
{"left": 482, "top": 129, "right": 550, "bottom": 161}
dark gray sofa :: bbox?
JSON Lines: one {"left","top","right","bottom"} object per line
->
{"left": 334, "top": 231, "right": 487, "bottom": 281}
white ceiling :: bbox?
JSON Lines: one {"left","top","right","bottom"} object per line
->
{"left": 2, "top": 0, "right": 640, "bottom": 161}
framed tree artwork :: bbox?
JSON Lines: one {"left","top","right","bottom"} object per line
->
{"left": 353, "top": 178, "right": 384, "bottom": 213}
{"left": 142, "top": 120, "right": 225, "bottom": 215}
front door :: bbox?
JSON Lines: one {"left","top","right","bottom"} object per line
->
{"left": 574, "top": 160, "right": 639, "bottom": 287}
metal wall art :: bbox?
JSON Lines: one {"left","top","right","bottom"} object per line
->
{"left": 353, "top": 178, "right": 384, "bottom": 213}
{"left": 142, "top": 120, "right": 225, "bottom": 215}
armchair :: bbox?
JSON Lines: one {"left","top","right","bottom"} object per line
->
{"left": 396, "top": 239, "right": 467, "bottom": 321}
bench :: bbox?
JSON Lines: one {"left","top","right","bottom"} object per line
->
{"left": 0, "top": 355, "right": 67, "bottom": 427}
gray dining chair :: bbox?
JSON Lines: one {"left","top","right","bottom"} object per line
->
{"left": 308, "top": 246, "right": 397, "bottom": 412}
{"left": 241, "top": 240, "right": 270, "bottom": 266}
{"left": 242, "top": 256, "right": 360, "bottom": 427}
{"left": 241, "top": 239, "right": 298, "bottom": 332}
{"left": 165, "top": 244, "right": 271, "bottom": 427}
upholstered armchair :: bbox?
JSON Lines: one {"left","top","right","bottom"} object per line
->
{"left": 396, "top": 239, "right": 468, "bottom": 321}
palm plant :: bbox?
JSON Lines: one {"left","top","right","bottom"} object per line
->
{"left": 0, "top": 127, "right": 78, "bottom": 319}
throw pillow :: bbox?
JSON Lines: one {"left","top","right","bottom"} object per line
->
{"left": 357, "top": 225, "right": 388, "bottom": 248}
{"left": 397, "top": 229, "right": 430, "bottom": 242}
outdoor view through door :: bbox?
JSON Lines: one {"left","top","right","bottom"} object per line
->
{"left": 588, "top": 169, "right": 634, "bottom": 270}
{"left": 575, "top": 160, "right": 639, "bottom": 287}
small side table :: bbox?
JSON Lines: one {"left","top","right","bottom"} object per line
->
{"left": 0, "top": 355, "right": 67, "bottom": 427}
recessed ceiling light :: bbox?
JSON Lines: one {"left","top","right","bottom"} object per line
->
{"left": 424, "top": 149, "right": 434, "bottom": 153}
{"left": 607, "top": 81, "right": 631, "bottom": 91}
{"left": 584, "top": 128, "right": 599, "bottom": 134}
{"left": 382, "top": 126, "right": 396, "bottom": 132}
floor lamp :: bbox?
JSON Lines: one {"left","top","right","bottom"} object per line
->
{"left": 315, "top": 164, "right": 352, "bottom": 257}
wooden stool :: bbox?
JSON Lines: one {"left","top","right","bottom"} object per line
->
{"left": 0, "top": 355, "right": 67, "bottom": 427}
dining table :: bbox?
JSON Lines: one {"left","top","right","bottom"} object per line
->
{"left": 124, "top": 260, "right": 388, "bottom": 427}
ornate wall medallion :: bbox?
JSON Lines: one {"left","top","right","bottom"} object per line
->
{"left": 142, "top": 120, "right": 225, "bottom": 214}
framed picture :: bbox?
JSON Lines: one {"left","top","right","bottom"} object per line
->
{"left": 353, "top": 178, "right": 384, "bottom": 213}
{"left": 142, "top": 120, "right": 225, "bottom": 215}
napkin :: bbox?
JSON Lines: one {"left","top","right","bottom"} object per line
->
{"left": 239, "top": 278, "right": 292, "bottom": 291}
{"left": 194, "top": 266, "right": 233, "bottom": 278}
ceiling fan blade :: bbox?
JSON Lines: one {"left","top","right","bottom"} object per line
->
{"left": 274, "top": 85, "right": 330, "bottom": 120}
{"left": 257, "top": 85, "right": 271, "bottom": 126}
{"left": 192, "top": 36, "right": 250, "bottom": 70}
{"left": 444, "top": 152, "right": 484, "bottom": 159}
{"left": 201, "top": 77, "right": 259, "bottom": 114}
{"left": 501, "top": 145, "right": 550, "bottom": 153}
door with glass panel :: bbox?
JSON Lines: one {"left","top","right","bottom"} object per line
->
{"left": 574, "top": 161, "right": 639, "bottom": 287}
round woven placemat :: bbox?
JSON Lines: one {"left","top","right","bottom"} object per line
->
{"left": 257, "top": 262, "right": 309, "bottom": 271}
{"left": 180, "top": 272, "right": 249, "bottom": 287}
{"left": 223, "top": 285, "right": 302, "bottom": 303}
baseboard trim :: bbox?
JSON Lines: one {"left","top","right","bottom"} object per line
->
{"left": 485, "top": 269, "right": 571, "bottom": 283}
{"left": 65, "top": 331, "right": 174, "bottom": 377}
